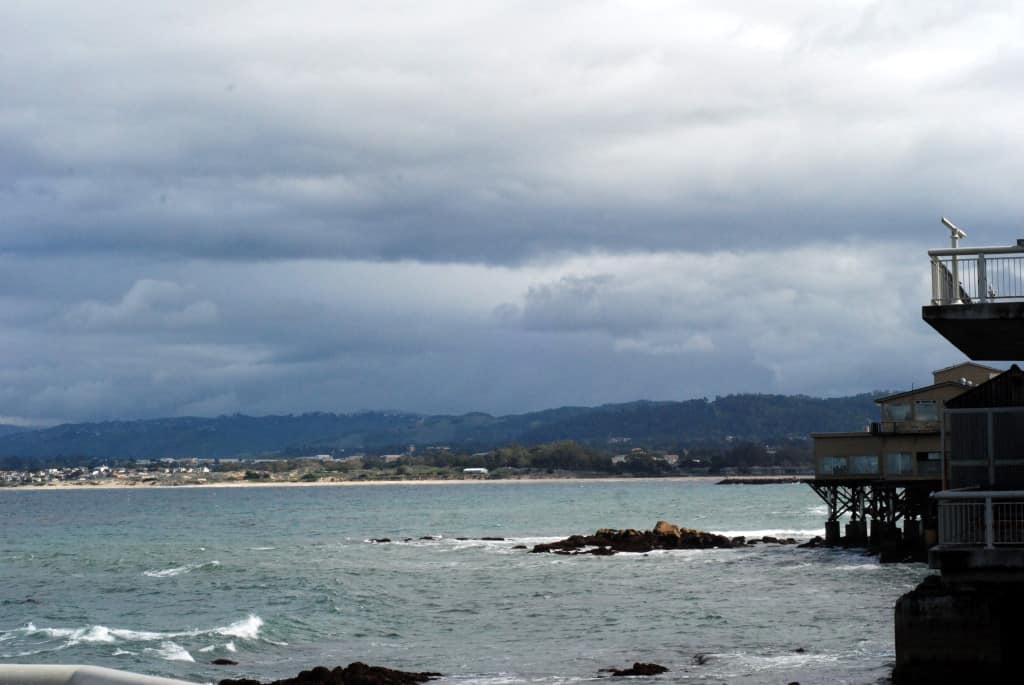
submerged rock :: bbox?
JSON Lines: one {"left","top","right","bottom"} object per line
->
{"left": 212, "top": 658, "right": 239, "bottom": 665}
{"left": 605, "top": 663, "right": 668, "bottom": 677}
{"left": 530, "top": 521, "right": 734, "bottom": 555}
{"left": 219, "top": 662, "right": 441, "bottom": 685}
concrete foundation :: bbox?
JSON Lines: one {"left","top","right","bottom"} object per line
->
{"left": 844, "top": 520, "right": 867, "bottom": 545}
{"left": 893, "top": 575, "right": 1024, "bottom": 683}
{"left": 825, "top": 520, "right": 841, "bottom": 545}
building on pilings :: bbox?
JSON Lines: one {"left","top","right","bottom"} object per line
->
{"left": 807, "top": 362, "right": 999, "bottom": 551}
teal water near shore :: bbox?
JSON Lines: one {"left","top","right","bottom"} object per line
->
{"left": 0, "top": 480, "right": 928, "bottom": 684}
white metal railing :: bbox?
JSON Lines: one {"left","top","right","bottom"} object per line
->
{"left": 934, "top": 490, "right": 1024, "bottom": 548}
{"left": 930, "top": 244, "right": 1024, "bottom": 305}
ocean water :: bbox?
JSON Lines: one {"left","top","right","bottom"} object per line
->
{"left": 0, "top": 480, "right": 928, "bottom": 684}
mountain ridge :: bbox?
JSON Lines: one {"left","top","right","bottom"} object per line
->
{"left": 0, "top": 392, "right": 884, "bottom": 464}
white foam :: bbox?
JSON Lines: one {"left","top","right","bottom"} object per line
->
{"left": 7, "top": 610, "right": 260, "bottom": 655}
{"left": 30, "top": 624, "right": 77, "bottom": 639}
{"left": 108, "top": 628, "right": 169, "bottom": 641}
{"left": 69, "top": 626, "right": 117, "bottom": 644}
{"left": 112, "top": 649, "right": 135, "bottom": 656}
{"left": 143, "top": 560, "right": 221, "bottom": 578}
{"left": 215, "top": 614, "right": 262, "bottom": 640}
{"left": 198, "top": 645, "right": 215, "bottom": 653}
{"left": 148, "top": 641, "right": 194, "bottom": 663}
{"left": 715, "top": 529, "right": 824, "bottom": 538}
{"left": 728, "top": 650, "right": 839, "bottom": 672}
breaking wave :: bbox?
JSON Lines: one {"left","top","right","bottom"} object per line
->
{"left": 0, "top": 613, "right": 264, "bottom": 660}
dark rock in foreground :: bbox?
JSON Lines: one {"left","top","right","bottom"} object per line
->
{"left": 212, "top": 658, "right": 239, "bottom": 665}
{"left": 219, "top": 662, "right": 442, "bottom": 685}
{"left": 531, "top": 520, "right": 735, "bottom": 555}
{"left": 604, "top": 663, "right": 668, "bottom": 676}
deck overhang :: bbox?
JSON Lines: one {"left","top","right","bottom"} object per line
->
{"left": 922, "top": 302, "right": 1024, "bottom": 360}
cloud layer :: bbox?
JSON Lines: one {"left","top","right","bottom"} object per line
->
{"left": 1, "top": 1, "right": 1019, "bottom": 422}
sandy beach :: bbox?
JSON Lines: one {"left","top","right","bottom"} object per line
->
{"left": 3, "top": 474, "right": 738, "bottom": 491}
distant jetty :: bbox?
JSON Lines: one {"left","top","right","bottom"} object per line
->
{"left": 716, "top": 476, "right": 802, "bottom": 485}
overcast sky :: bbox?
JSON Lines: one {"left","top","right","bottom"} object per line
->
{"left": 2, "top": 1, "right": 1023, "bottom": 425}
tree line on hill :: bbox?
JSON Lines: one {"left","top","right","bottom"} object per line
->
{"left": 0, "top": 392, "right": 880, "bottom": 468}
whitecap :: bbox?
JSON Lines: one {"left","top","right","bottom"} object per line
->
{"left": 108, "top": 628, "right": 170, "bottom": 641}
{"left": 29, "top": 624, "right": 78, "bottom": 639}
{"left": 249, "top": 547, "right": 276, "bottom": 551}
{"left": 147, "top": 641, "right": 195, "bottom": 663}
{"left": 68, "top": 625, "right": 117, "bottom": 644}
{"left": 197, "top": 645, "right": 215, "bottom": 653}
{"left": 225, "top": 641, "right": 237, "bottom": 652}
{"left": 112, "top": 649, "right": 135, "bottom": 656}
{"left": 215, "top": 614, "right": 262, "bottom": 640}
{"left": 143, "top": 560, "right": 220, "bottom": 578}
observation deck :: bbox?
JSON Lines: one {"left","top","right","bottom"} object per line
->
{"left": 923, "top": 242, "right": 1024, "bottom": 360}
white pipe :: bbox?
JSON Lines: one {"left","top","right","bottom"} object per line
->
{"left": 933, "top": 489, "right": 1024, "bottom": 499}
{"left": 0, "top": 665, "right": 200, "bottom": 685}
{"left": 929, "top": 245, "right": 1024, "bottom": 256}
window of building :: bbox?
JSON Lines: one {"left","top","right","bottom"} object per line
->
{"left": 882, "top": 403, "right": 912, "bottom": 421}
{"left": 886, "top": 452, "right": 914, "bottom": 475}
{"left": 917, "top": 451, "right": 942, "bottom": 477}
{"left": 820, "top": 456, "right": 847, "bottom": 475}
{"left": 849, "top": 455, "right": 880, "bottom": 474}
{"left": 914, "top": 400, "right": 938, "bottom": 421}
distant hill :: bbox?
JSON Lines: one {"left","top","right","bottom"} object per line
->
{"left": 0, "top": 393, "right": 883, "bottom": 465}
{"left": 0, "top": 424, "right": 26, "bottom": 438}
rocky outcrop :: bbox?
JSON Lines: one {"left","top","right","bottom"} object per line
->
{"left": 531, "top": 521, "right": 735, "bottom": 555}
{"left": 797, "top": 536, "right": 824, "bottom": 548}
{"left": 219, "top": 663, "right": 441, "bottom": 685}
{"left": 603, "top": 663, "right": 668, "bottom": 676}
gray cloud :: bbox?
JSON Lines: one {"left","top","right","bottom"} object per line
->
{"left": 65, "top": 280, "right": 219, "bottom": 331}
{"left": 0, "top": 2, "right": 1017, "bottom": 423}
{"left": 0, "top": 244, "right": 963, "bottom": 424}
{"left": 4, "top": 2, "right": 1024, "bottom": 265}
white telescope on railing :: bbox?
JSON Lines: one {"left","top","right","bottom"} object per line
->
{"left": 942, "top": 217, "right": 967, "bottom": 304}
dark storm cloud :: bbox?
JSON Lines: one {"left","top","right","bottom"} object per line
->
{"left": 4, "top": 1, "right": 1024, "bottom": 266}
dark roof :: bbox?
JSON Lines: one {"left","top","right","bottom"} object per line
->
{"left": 945, "top": 365, "right": 1024, "bottom": 409}
{"left": 931, "top": 361, "right": 1003, "bottom": 375}
{"left": 873, "top": 381, "right": 969, "bottom": 404}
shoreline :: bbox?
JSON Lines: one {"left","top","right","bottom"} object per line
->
{"left": 0, "top": 474, "right": 774, "bottom": 491}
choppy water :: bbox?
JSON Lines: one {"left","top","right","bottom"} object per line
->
{"left": 0, "top": 480, "right": 928, "bottom": 684}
